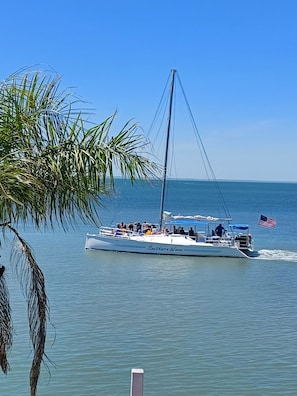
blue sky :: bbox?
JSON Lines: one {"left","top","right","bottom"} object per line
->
{"left": 1, "top": 0, "right": 296, "bottom": 182}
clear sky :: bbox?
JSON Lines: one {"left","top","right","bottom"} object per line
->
{"left": 1, "top": 0, "right": 296, "bottom": 182}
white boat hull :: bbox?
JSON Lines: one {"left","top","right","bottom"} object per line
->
{"left": 85, "top": 233, "right": 252, "bottom": 258}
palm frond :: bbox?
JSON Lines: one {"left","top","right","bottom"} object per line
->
{"left": 1, "top": 69, "right": 160, "bottom": 229}
{"left": 8, "top": 224, "right": 48, "bottom": 396}
{"left": 0, "top": 265, "right": 12, "bottom": 374}
{"left": 0, "top": 66, "right": 161, "bottom": 395}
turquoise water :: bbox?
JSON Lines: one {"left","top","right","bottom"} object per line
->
{"left": 2, "top": 180, "right": 297, "bottom": 395}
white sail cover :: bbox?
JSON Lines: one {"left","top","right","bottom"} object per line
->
{"left": 163, "top": 211, "right": 231, "bottom": 223}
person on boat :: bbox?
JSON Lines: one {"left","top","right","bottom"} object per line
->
{"left": 115, "top": 225, "right": 122, "bottom": 236}
{"left": 188, "top": 227, "right": 195, "bottom": 237}
{"left": 215, "top": 223, "right": 225, "bottom": 237}
{"left": 142, "top": 221, "right": 149, "bottom": 232}
{"left": 135, "top": 222, "right": 142, "bottom": 233}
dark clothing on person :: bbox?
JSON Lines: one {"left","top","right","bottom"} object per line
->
{"left": 188, "top": 227, "right": 195, "bottom": 236}
{"left": 215, "top": 224, "right": 225, "bottom": 237}
{"left": 135, "top": 222, "right": 141, "bottom": 232}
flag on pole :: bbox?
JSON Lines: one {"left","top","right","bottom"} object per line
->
{"left": 258, "top": 214, "right": 276, "bottom": 227}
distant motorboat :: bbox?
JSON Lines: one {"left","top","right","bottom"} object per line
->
{"left": 85, "top": 70, "right": 255, "bottom": 259}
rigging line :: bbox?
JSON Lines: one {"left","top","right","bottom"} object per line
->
{"left": 168, "top": 89, "right": 178, "bottom": 179}
{"left": 145, "top": 73, "right": 171, "bottom": 171}
{"left": 147, "top": 72, "right": 171, "bottom": 142}
{"left": 175, "top": 72, "right": 232, "bottom": 219}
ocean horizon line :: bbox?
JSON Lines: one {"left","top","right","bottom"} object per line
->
{"left": 112, "top": 176, "right": 297, "bottom": 184}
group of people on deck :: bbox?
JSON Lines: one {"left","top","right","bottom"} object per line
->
{"left": 114, "top": 221, "right": 226, "bottom": 238}
{"left": 116, "top": 221, "right": 158, "bottom": 235}
{"left": 115, "top": 221, "right": 197, "bottom": 237}
{"left": 173, "top": 226, "right": 195, "bottom": 237}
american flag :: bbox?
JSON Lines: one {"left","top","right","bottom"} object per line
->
{"left": 258, "top": 214, "right": 276, "bottom": 228}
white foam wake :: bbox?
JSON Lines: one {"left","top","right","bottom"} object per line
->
{"left": 257, "top": 249, "right": 297, "bottom": 262}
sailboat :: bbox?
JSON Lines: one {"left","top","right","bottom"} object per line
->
{"left": 85, "top": 70, "right": 255, "bottom": 258}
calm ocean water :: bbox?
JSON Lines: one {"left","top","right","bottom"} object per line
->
{"left": 2, "top": 180, "right": 297, "bottom": 395}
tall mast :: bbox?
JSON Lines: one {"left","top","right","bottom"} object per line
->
{"left": 158, "top": 69, "right": 176, "bottom": 231}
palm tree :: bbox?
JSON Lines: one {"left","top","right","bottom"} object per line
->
{"left": 0, "top": 68, "right": 159, "bottom": 395}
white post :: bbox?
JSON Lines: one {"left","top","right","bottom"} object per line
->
{"left": 130, "top": 368, "right": 144, "bottom": 396}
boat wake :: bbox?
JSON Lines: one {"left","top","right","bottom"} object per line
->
{"left": 256, "top": 249, "right": 297, "bottom": 262}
